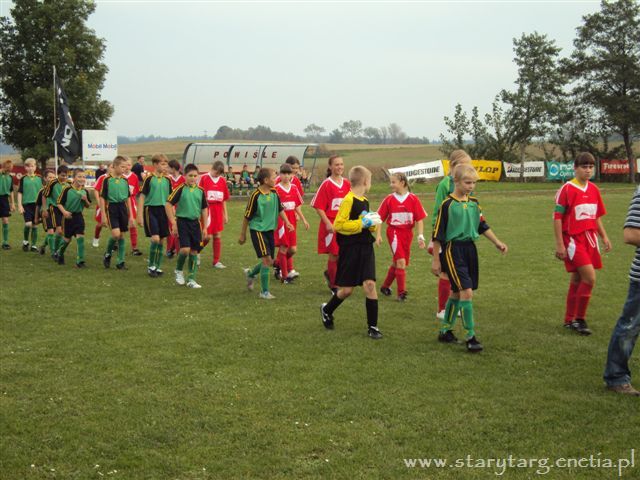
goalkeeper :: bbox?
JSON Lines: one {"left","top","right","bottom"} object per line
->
{"left": 320, "top": 166, "right": 384, "bottom": 339}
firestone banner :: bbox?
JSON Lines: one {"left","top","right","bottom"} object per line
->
{"left": 442, "top": 160, "right": 502, "bottom": 181}
{"left": 388, "top": 161, "right": 444, "bottom": 181}
{"left": 503, "top": 161, "right": 545, "bottom": 178}
{"left": 601, "top": 159, "right": 630, "bottom": 175}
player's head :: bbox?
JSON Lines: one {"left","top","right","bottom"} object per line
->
{"left": 257, "top": 167, "right": 276, "bottom": 187}
{"left": 168, "top": 159, "right": 181, "bottom": 174}
{"left": 2, "top": 159, "right": 13, "bottom": 172}
{"left": 112, "top": 155, "right": 128, "bottom": 175}
{"left": 449, "top": 149, "right": 472, "bottom": 176}
{"left": 151, "top": 153, "right": 169, "bottom": 173}
{"left": 574, "top": 152, "right": 595, "bottom": 181}
{"left": 285, "top": 156, "right": 300, "bottom": 175}
{"left": 242, "top": 164, "right": 248, "bottom": 171}
{"left": 326, "top": 155, "right": 344, "bottom": 178}
{"left": 453, "top": 164, "right": 478, "bottom": 194}
{"left": 57, "top": 164, "right": 69, "bottom": 181}
{"left": 211, "top": 160, "right": 225, "bottom": 175}
{"left": 24, "top": 158, "right": 37, "bottom": 173}
{"left": 43, "top": 169, "right": 55, "bottom": 182}
{"left": 184, "top": 163, "right": 199, "bottom": 185}
{"left": 137, "top": 155, "right": 145, "bottom": 164}
{"left": 72, "top": 168, "right": 86, "bottom": 186}
{"left": 390, "top": 172, "right": 410, "bottom": 193}
{"left": 348, "top": 165, "right": 372, "bottom": 192}
{"left": 279, "top": 163, "right": 293, "bottom": 184}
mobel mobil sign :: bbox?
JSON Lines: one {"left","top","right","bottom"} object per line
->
{"left": 82, "top": 130, "right": 117, "bottom": 162}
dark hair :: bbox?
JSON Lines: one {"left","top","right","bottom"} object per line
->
{"left": 212, "top": 160, "right": 225, "bottom": 174}
{"left": 137, "top": 155, "right": 144, "bottom": 161}
{"left": 326, "top": 154, "right": 341, "bottom": 178}
{"left": 168, "top": 159, "right": 181, "bottom": 171}
{"left": 184, "top": 163, "right": 199, "bottom": 175}
{"left": 285, "top": 155, "right": 300, "bottom": 166}
{"left": 57, "top": 165, "right": 69, "bottom": 175}
{"left": 43, "top": 169, "right": 55, "bottom": 177}
{"left": 279, "top": 163, "right": 293, "bottom": 174}
{"left": 72, "top": 168, "right": 84, "bottom": 178}
{"left": 575, "top": 152, "right": 596, "bottom": 167}
{"left": 257, "top": 167, "right": 274, "bottom": 185}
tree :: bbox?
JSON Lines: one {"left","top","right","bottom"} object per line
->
{"left": 0, "top": 0, "right": 113, "bottom": 166}
{"left": 500, "top": 32, "right": 566, "bottom": 177}
{"left": 303, "top": 123, "right": 326, "bottom": 141}
{"left": 339, "top": 120, "right": 363, "bottom": 141}
{"left": 379, "top": 126, "right": 389, "bottom": 145}
{"left": 363, "top": 127, "right": 381, "bottom": 144}
{"left": 567, "top": 0, "right": 640, "bottom": 182}
{"left": 439, "top": 103, "right": 469, "bottom": 156}
{"left": 328, "top": 128, "right": 344, "bottom": 143}
{"left": 387, "top": 123, "right": 406, "bottom": 144}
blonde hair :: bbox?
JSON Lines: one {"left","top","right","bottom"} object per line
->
{"left": 151, "top": 153, "right": 169, "bottom": 165}
{"left": 391, "top": 172, "right": 410, "bottom": 192}
{"left": 449, "top": 149, "right": 472, "bottom": 169}
{"left": 24, "top": 158, "right": 36, "bottom": 167}
{"left": 112, "top": 155, "right": 129, "bottom": 167}
{"left": 454, "top": 164, "right": 478, "bottom": 182}
{"left": 348, "top": 165, "right": 371, "bottom": 186}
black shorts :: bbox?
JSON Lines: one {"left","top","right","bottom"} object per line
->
{"left": 45, "top": 205, "right": 62, "bottom": 230}
{"left": 0, "top": 195, "right": 10, "bottom": 218}
{"left": 22, "top": 203, "right": 36, "bottom": 223}
{"left": 336, "top": 242, "right": 376, "bottom": 287}
{"left": 250, "top": 229, "right": 275, "bottom": 259}
{"left": 63, "top": 212, "right": 85, "bottom": 238}
{"left": 143, "top": 205, "right": 169, "bottom": 238}
{"left": 106, "top": 202, "right": 129, "bottom": 232}
{"left": 440, "top": 241, "right": 479, "bottom": 292}
{"left": 177, "top": 217, "right": 203, "bottom": 252}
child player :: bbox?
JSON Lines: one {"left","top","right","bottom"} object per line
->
{"left": 123, "top": 158, "right": 142, "bottom": 256}
{"left": 310, "top": 155, "right": 351, "bottom": 292}
{"left": 165, "top": 159, "right": 185, "bottom": 258}
{"left": 137, "top": 153, "right": 172, "bottom": 277}
{"left": 554, "top": 152, "right": 611, "bottom": 335}
{"left": 91, "top": 163, "right": 113, "bottom": 247}
{"left": 100, "top": 156, "right": 132, "bottom": 270}
{"left": 17, "top": 158, "right": 42, "bottom": 252}
{"left": 431, "top": 149, "right": 472, "bottom": 319}
{"left": 55, "top": 169, "right": 91, "bottom": 267}
{"left": 0, "top": 159, "right": 15, "bottom": 250}
{"left": 320, "top": 166, "right": 383, "bottom": 339}
{"left": 35, "top": 169, "right": 56, "bottom": 255}
{"left": 275, "top": 155, "right": 305, "bottom": 279}
{"left": 431, "top": 164, "right": 508, "bottom": 352}
{"left": 42, "top": 165, "right": 69, "bottom": 259}
{"left": 376, "top": 172, "right": 427, "bottom": 301}
{"left": 166, "top": 163, "right": 208, "bottom": 288}
{"left": 274, "top": 163, "right": 309, "bottom": 283}
{"left": 239, "top": 167, "right": 293, "bottom": 299}
{"left": 199, "top": 160, "right": 229, "bottom": 268}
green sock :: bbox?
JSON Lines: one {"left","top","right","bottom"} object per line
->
{"left": 188, "top": 254, "right": 198, "bottom": 281}
{"left": 176, "top": 252, "right": 187, "bottom": 271}
{"left": 440, "top": 298, "right": 460, "bottom": 333}
{"left": 2, "top": 223, "right": 9, "bottom": 243}
{"left": 31, "top": 227, "right": 38, "bottom": 244}
{"left": 58, "top": 239, "right": 69, "bottom": 255}
{"left": 117, "top": 238, "right": 125, "bottom": 264}
{"left": 76, "top": 237, "right": 85, "bottom": 263}
{"left": 149, "top": 242, "right": 157, "bottom": 268}
{"left": 156, "top": 242, "right": 164, "bottom": 270}
{"left": 459, "top": 300, "right": 475, "bottom": 339}
{"left": 249, "top": 262, "right": 262, "bottom": 277}
{"left": 106, "top": 237, "right": 116, "bottom": 255}
{"left": 55, "top": 234, "right": 63, "bottom": 251}
{"left": 48, "top": 233, "right": 56, "bottom": 253}
{"left": 23, "top": 226, "right": 30, "bottom": 242}
{"left": 260, "top": 264, "right": 270, "bottom": 293}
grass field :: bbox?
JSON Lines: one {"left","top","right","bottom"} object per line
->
{"left": 1, "top": 182, "right": 639, "bottom": 479}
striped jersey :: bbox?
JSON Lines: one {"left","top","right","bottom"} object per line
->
{"left": 625, "top": 187, "right": 640, "bottom": 283}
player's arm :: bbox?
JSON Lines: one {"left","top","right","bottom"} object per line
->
{"left": 136, "top": 193, "right": 145, "bottom": 226}
{"left": 17, "top": 177, "right": 24, "bottom": 214}
{"left": 482, "top": 228, "right": 508, "bottom": 254}
{"left": 165, "top": 184, "right": 182, "bottom": 233}
{"left": 81, "top": 190, "right": 91, "bottom": 207}
{"left": 8, "top": 180, "right": 15, "bottom": 211}
{"left": 294, "top": 205, "right": 309, "bottom": 230}
{"left": 333, "top": 195, "right": 363, "bottom": 235}
{"left": 239, "top": 190, "right": 258, "bottom": 244}
{"left": 432, "top": 180, "right": 448, "bottom": 228}
{"left": 200, "top": 194, "right": 209, "bottom": 238}
{"left": 223, "top": 200, "right": 228, "bottom": 224}
{"left": 431, "top": 200, "right": 450, "bottom": 276}
{"left": 277, "top": 196, "right": 293, "bottom": 231}
{"left": 416, "top": 219, "right": 426, "bottom": 249}
{"left": 553, "top": 186, "right": 569, "bottom": 260}
{"left": 57, "top": 187, "right": 71, "bottom": 218}
{"left": 41, "top": 182, "right": 50, "bottom": 218}
{"left": 238, "top": 218, "right": 249, "bottom": 244}
{"left": 596, "top": 217, "right": 611, "bottom": 252}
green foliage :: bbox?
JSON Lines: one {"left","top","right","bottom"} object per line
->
{"left": 0, "top": 0, "right": 113, "bottom": 163}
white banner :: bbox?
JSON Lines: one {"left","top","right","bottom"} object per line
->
{"left": 183, "top": 143, "right": 312, "bottom": 170}
{"left": 388, "top": 161, "right": 444, "bottom": 181}
{"left": 82, "top": 130, "right": 117, "bottom": 162}
{"left": 504, "top": 161, "right": 545, "bottom": 178}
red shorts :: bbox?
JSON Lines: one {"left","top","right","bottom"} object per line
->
{"left": 206, "top": 203, "right": 224, "bottom": 235}
{"left": 387, "top": 227, "right": 414, "bottom": 265}
{"left": 317, "top": 220, "right": 339, "bottom": 256}
{"left": 563, "top": 230, "right": 602, "bottom": 272}
{"left": 275, "top": 220, "right": 297, "bottom": 248}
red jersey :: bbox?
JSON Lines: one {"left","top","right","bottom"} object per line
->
{"left": 198, "top": 173, "right": 230, "bottom": 204}
{"left": 276, "top": 182, "right": 303, "bottom": 225}
{"left": 310, "top": 177, "right": 351, "bottom": 220}
{"left": 123, "top": 172, "right": 140, "bottom": 197}
{"left": 554, "top": 179, "right": 606, "bottom": 236}
{"left": 377, "top": 192, "right": 427, "bottom": 229}
{"left": 94, "top": 173, "right": 107, "bottom": 193}
{"left": 169, "top": 174, "right": 185, "bottom": 190}
{"left": 276, "top": 175, "right": 304, "bottom": 195}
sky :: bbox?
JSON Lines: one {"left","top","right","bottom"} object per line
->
{"left": 3, "top": 0, "right": 604, "bottom": 139}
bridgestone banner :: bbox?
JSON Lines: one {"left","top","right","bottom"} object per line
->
{"left": 388, "top": 161, "right": 444, "bottom": 181}
{"left": 504, "top": 161, "right": 544, "bottom": 178}
{"left": 443, "top": 160, "right": 502, "bottom": 181}
{"left": 601, "top": 159, "right": 630, "bottom": 175}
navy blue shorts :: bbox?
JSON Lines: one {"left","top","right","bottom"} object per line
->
{"left": 45, "top": 205, "right": 62, "bottom": 230}
{"left": 177, "top": 218, "right": 203, "bottom": 252}
{"left": 0, "top": 195, "right": 11, "bottom": 218}
{"left": 63, "top": 212, "right": 85, "bottom": 238}
{"left": 440, "top": 241, "right": 479, "bottom": 292}
{"left": 143, "top": 205, "right": 169, "bottom": 238}
{"left": 106, "top": 202, "right": 129, "bottom": 232}
{"left": 250, "top": 229, "right": 274, "bottom": 259}
{"left": 22, "top": 203, "right": 36, "bottom": 223}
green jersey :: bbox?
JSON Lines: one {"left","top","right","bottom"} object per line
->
{"left": 44, "top": 178, "right": 66, "bottom": 208}
{"left": 432, "top": 176, "right": 454, "bottom": 227}
{"left": 433, "top": 195, "right": 490, "bottom": 243}
{"left": 168, "top": 184, "right": 207, "bottom": 220}
{"left": 0, "top": 172, "right": 13, "bottom": 196}
{"left": 244, "top": 188, "right": 283, "bottom": 232}
{"left": 19, "top": 174, "right": 42, "bottom": 204}
{"left": 141, "top": 174, "right": 172, "bottom": 206}
{"left": 58, "top": 185, "right": 90, "bottom": 213}
{"left": 100, "top": 175, "right": 130, "bottom": 203}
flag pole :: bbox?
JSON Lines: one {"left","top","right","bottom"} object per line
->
{"left": 53, "top": 65, "right": 58, "bottom": 173}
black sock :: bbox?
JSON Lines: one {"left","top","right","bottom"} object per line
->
{"left": 366, "top": 298, "right": 378, "bottom": 327}
{"left": 324, "top": 293, "right": 344, "bottom": 314}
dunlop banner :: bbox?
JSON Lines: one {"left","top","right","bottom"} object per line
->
{"left": 443, "top": 160, "right": 502, "bottom": 181}
{"left": 388, "top": 161, "right": 444, "bottom": 181}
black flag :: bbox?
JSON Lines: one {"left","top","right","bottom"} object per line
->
{"left": 52, "top": 72, "right": 81, "bottom": 163}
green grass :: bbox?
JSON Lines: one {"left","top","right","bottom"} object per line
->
{"left": 1, "top": 183, "right": 639, "bottom": 479}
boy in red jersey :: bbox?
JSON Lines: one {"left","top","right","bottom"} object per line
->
{"left": 166, "top": 159, "right": 185, "bottom": 258}
{"left": 92, "top": 164, "right": 113, "bottom": 247}
{"left": 554, "top": 152, "right": 611, "bottom": 335}
{"left": 274, "top": 163, "right": 309, "bottom": 283}
{"left": 199, "top": 160, "right": 230, "bottom": 268}
{"left": 310, "top": 155, "right": 350, "bottom": 292}
{"left": 123, "top": 158, "right": 142, "bottom": 256}
{"left": 376, "top": 172, "right": 427, "bottom": 301}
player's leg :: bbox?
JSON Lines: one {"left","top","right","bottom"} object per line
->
{"left": 277, "top": 245, "right": 289, "bottom": 283}
{"left": 75, "top": 233, "right": 85, "bottom": 267}
{"left": 1, "top": 216, "right": 9, "bottom": 249}
{"left": 186, "top": 248, "right": 201, "bottom": 288}
{"left": 363, "top": 279, "right": 382, "bottom": 338}
{"left": 573, "top": 264, "right": 596, "bottom": 334}
{"left": 22, "top": 214, "right": 31, "bottom": 250}
{"left": 564, "top": 271, "right": 581, "bottom": 328}
{"left": 212, "top": 231, "right": 223, "bottom": 268}
{"left": 327, "top": 253, "right": 338, "bottom": 290}
{"left": 395, "top": 258, "right": 407, "bottom": 300}
{"left": 286, "top": 245, "right": 297, "bottom": 278}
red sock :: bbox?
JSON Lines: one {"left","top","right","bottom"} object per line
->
{"left": 327, "top": 258, "right": 338, "bottom": 288}
{"left": 130, "top": 226, "right": 138, "bottom": 249}
{"left": 202, "top": 237, "right": 210, "bottom": 248}
{"left": 213, "top": 237, "right": 221, "bottom": 264}
{"left": 382, "top": 266, "right": 396, "bottom": 289}
{"left": 438, "top": 278, "right": 450, "bottom": 311}
{"left": 278, "top": 252, "right": 289, "bottom": 280}
{"left": 396, "top": 268, "right": 406, "bottom": 295}
{"left": 287, "top": 253, "right": 294, "bottom": 272}
{"left": 575, "top": 282, "right": 593, "bottom": 319}
{"left": 166, "top": 234, "right": 174, "bottom": 253}
{"left": 174, "top": 234, "right": 180, "bottom": 251}
{"left": 94, "top": 225, "right": 101, "bottom": 239}
{"left": 564, "top": 282, "right": 580, "bottom": 324}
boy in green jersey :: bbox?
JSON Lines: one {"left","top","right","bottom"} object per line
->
{"left": 166, "top": 163, "right": 208, "bottom": 288}
{"left": 239, "top": 167, "right": 293, "bottom": 299}
{"left": 100, "top": 156, "right": 132, "bottom": 270}
{"left": 0, "top": 159, "right": 15, "bottom": 250}
{"left": 42, "top": 165, "right": 69, "bottom": 259}
{"left": 431, "top": 164, "right": 508, "bottom": 352}
{"left": 56, "top": 169, "right": 91, "bottom": 267}
{"left": 17, "top": 158, "right": 42, "bottom": 252}
{"left": 35, "top": 169, "right": 56, "bottom": 254}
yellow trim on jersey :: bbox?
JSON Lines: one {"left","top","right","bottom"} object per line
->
{"left": 433, "top": 198, "right": 450, "bottom": 238}
{"left": 256, "top": 231, "right": 267, "bottom": 255}
{"left": 445, "top": 242, "right": 462, "bottom": 290}
{"left": 244, "top": 190, "right": 260, "bottom": 218}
